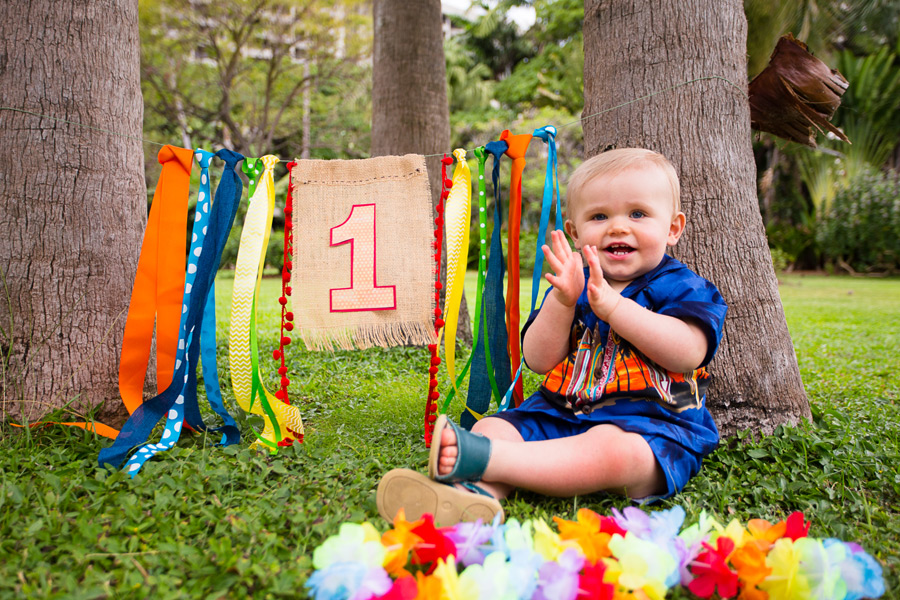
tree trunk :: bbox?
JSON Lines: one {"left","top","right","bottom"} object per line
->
{"left": 582, "top": 0, "right": 810, "bottom": 436}
{"left": 0, "top": 0, "right": 146, "bottom": 424}
{"left": 371, "top": 0, "right": 472, "bottom": 344}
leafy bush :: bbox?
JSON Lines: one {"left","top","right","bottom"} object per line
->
{"left": 769, "top": 246, "right": 792, "bottom": 272}
{"left": 817, "top": 168, "right": 900, "bottom": 273}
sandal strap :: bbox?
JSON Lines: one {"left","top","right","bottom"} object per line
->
{"left": 434, "top": 417, "right": 492, "bottom": 483}
{"left": 459, "top": 481, "right": 494, "bottom": 498}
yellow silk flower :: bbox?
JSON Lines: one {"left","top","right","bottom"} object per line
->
{"left": 759, "top": 538, "right": 811, "bottom": 600}
{"left": 554, "top": 509, "right": 615, "bottom": 563}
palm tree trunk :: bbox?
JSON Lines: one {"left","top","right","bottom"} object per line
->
{"left": 0, "top": 0, "right": 146, "bottom": 424}
{"left": 582, "top": 0, "right": 811, "bottom": 436}
{"left": 372, "top": 0, "right": 472, "bottom": 344}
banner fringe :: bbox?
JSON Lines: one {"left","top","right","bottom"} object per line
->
{"left": 300, "top": 321, "right": 435, "bottom": 352}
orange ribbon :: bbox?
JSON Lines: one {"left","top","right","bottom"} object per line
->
{"left": 118, "top": 145, "right": 192, "bottom": 413}
{"left": 501, "top": 130, "right": 532, "bottom": 407}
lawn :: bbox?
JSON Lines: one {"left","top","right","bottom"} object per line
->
{"left": 1, "top": 271, "right": 897, "bottom": 598}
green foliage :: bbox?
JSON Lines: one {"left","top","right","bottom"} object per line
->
{"left": 769, "top": 246, "right": 792, "bottom": 272}
{"left": 834, "top": 47, "right": 900, "bottom": 174}
{"left": 2, "top": 275, "right": 899, "bottom": 597}
{"left": 450, "top": 0, "right": 584, "bottom": 115}
{"left": 744, "top": 0, "right": 900, "bottom": 77}
{"left": 748, "top": 2, "right": 900, "bottom": 272}
{"left": 140, "top": 0, "right": 372, "bottom": 160}
{"left": 455, "top": 2, "right": 536, "bottom": 78}
{"left": 445, "top": 37, "right": 496, "bottom": 114}
{"left": 817, "top": 168, "right": 900, "bottom": 273}
{"left": 492, "top": 0, "right": 584, "bottom": 114}
{"left": 836, "top": 47, "right": 900, "bottom": 135}
{"left": 494, "top": 36, "right": 584, "bottom": 114}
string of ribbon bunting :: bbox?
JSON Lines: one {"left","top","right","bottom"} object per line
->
{"left": 5, "top": 118, "right": 562, "bottom": 468}
{"left": 89, "top": 126, "right": 561, "bottom": 475}
{"left": 80, "top": 123, "right": 566, "bottom": 474}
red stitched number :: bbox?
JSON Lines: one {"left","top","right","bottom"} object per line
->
{"left": 329, "top": 203, "right": 397, "bottom": 312}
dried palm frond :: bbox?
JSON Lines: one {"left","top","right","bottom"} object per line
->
{"left": 749, "top": 34, "right": 850, "bottom": 147}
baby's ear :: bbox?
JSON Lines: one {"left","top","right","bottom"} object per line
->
{"left": 667, "top": 212, "right": 686, "bottom": 245}
{"left": 564, "top": 219, "right": 580, "bottom": 248}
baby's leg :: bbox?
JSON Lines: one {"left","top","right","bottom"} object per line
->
{"left": 439, "top": 421, "right": 665, "bottom": 499}
{"left": 438, "top": 417, "right": 523, "bottom": 499}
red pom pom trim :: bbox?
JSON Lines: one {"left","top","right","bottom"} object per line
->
{"left": 273, "top": 162, "right": 300, "bottom": 444}
{"left": 422, "top": 155, "right": 456, "bottom": 447}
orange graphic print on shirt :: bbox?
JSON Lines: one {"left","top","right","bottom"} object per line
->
{"left": 541, "top": 322, "right": 710, "bottom": 413}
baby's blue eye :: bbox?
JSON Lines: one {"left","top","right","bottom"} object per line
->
{"left": 630, "top": 210, "right": 645, "bottom": 218}
{"left": 592, "top": 213, "right": 607, "bottom": 221}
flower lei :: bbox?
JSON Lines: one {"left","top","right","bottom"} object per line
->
{"left": 306, "top": 507, "right": 885, "bottom": 600}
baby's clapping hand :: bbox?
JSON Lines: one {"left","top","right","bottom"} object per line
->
{"left": 583, "top": 245, "right": 622, "bottom": 321}
{"left": 542, "top": 230, "right": 583, "bottom": 308}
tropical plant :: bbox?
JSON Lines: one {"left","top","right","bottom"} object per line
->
{"left": 493, "top": 0, "right": 584, "bottom": 114}
{"left": 444, "top": 36, "right": 495, "bottom": 114}
{"left": 833, "top": 47, "right": 900, "bottom": 170}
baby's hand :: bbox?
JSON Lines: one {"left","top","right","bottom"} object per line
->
{"left": 542, "top": 229, "right": 583, "bottom": 307}
{"left": 583, "top": 245, "right": 622, "bottom": 321}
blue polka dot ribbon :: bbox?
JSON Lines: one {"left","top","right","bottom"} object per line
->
{"left": 181, "top": 149, "right": 244, "bottom": 443}
{"left": 100, "top": 149, "right": 245, "bottom": 474}
{"left": 122, "top": 150, "right": 233, "bottom": 474}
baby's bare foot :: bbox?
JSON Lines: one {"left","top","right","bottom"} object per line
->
{"left": 438, "top": 425, "right": 459, "bottom": 476}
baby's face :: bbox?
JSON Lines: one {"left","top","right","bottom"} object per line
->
{"left": 565, "top": 166, "right": 685, "bottom": 290}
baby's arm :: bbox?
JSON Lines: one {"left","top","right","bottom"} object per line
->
{"left": 522, "top": 230, "right": 583, "bottom": 374}
{"left": 583, "top": 245, "right": 708, "bottom": 373}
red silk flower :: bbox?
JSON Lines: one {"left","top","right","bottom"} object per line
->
{"left": 689, "top": 536, "right": 739, "bottom": 599}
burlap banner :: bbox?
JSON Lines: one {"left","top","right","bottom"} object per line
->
{"left": 290, "top": 155, "right": 436, "bottom": 351}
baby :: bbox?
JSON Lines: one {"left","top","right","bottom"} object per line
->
{"left": 377, "top": 148, "right": 727, "bottom": 526}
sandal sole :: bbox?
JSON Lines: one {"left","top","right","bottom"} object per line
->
{"left": 376, "top": 468, "right": 503, "bottom": 528}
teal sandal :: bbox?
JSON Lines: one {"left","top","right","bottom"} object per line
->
{"left": 427, "top": 414, "right": 492, "bottom": 483}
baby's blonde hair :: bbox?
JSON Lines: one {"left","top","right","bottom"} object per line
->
{"left": 566, "top": 148, "right": 681, "bottom": 216}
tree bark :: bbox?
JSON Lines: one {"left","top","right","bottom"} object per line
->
{"left": 582, "top": 0, "right": 810, "bottom": 436}
{"left": 371, "top": 0, "right": 472, "bottom": 344}
{"left": 0, "top": 0, "right": 146, "bottom": 424}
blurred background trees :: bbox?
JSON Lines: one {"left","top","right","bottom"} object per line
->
{"left": 138, "top": 0, "right": 900, "bottom": 274}
{"left": 745, "top": 0, "right": 900, "bottom": 273}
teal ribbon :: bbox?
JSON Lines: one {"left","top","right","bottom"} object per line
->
{"left": 531, "top": 125, "right": 562, "bottom": 313}
{"left": 479, "top": 140, "right": 513, "bottom": 413}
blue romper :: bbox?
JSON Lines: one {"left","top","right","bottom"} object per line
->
{"left": 487, "top": 254, "right": 728, "bottom": 498}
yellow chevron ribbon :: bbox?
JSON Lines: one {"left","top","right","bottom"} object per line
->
{"left": 228, "top": 155, "right": 304, "bottom": 450}
{"left": 441, "top": 148, "right": 472, "bottom": 395}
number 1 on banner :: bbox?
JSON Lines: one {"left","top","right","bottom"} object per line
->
{"left": 329, "top": 203, "right": 397, "bottom": 312}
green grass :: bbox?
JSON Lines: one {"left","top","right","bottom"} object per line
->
{"left": 1, "top": 271, "right": 898, "bottom": 598}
